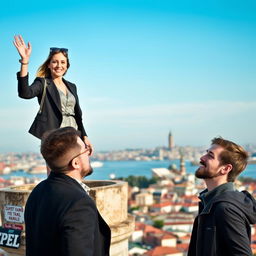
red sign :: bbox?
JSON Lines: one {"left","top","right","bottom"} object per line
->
{"left": 3, "top": 224, "right": 23, "bottom": 231}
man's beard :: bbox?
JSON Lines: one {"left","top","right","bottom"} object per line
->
{"left": 195, "top": 161, "right": 220, "bottom": 179}
{"left": 82, "top": 165, "right": 93, "bottom": 178}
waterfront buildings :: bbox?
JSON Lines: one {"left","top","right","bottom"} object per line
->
{"left": 0, "top": 143, "right": 256, "bottom": 255}
{"left": 128, "top": 159, "right": 256, "bottom": 255}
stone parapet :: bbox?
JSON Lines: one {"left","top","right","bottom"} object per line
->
{"left": 0, "top": 180, "right": 134, "bottom": 256}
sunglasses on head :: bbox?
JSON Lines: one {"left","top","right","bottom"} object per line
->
{"left": 50, "top": 47, "right": 68, "bottom": 53}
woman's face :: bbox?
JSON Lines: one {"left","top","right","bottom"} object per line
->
{"left": 48, "top": 52, "right": 68, "bottom": 79}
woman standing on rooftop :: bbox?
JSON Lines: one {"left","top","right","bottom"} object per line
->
{"left": 14, "top": 35, "right": 93, "bottom": 158}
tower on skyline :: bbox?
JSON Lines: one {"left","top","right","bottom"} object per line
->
{"left": 179, "top": 151, "right": 186, "bottom": 176}
{"left": 168, "top": 131, "right": 175, "bottom": 150}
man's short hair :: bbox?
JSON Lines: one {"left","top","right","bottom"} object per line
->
{"left": 41, "top": 127, "right": 81, "bottom": 172}
{"left": 211, "top": 137, "right": 248, "bottom": 182}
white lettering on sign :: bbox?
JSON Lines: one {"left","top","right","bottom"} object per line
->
{"left": 0, "top": 233, "right": 8, "bottom": 244}
{"left": 4, "top": 205, "right": 24, "bottom": 224}
{"left": 0, "top": 228, "right": 21, "bottom": 249}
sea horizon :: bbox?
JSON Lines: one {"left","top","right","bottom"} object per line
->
{"left": 1, "top": 160, "right": 255, "bottom": 182}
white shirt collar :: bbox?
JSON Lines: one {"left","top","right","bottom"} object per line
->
{"left": 74, "top": 178, "right": 91, "bottom": 195}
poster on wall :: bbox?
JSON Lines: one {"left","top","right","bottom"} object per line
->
{"left": 4, "top": 205, "right": 24, "bottom": 224}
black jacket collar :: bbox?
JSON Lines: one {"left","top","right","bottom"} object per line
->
{"left": 46, "top": 78, "right": 76, "bottom": 114}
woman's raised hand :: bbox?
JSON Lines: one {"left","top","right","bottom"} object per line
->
{"left": 13, "top": 35, "right": 32, "bottom": 62}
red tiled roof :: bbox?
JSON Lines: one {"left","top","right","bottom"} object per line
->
{"left": 135, "top": 222, "right": 146, "bottom": 231}
{"left": 176, "top": 243, "right": 189, "bottom": 251}
{"left": 144, "top": 225, "right": 163, "bottom": 234}
{"left": 179, "top": 234, "right": 191, "bottom": 240}
{"left": 135, "top": 222, "right": 163, "bottom": 234}
{"left": 181, "top": 203, "right": 198, "bottom": 207}
{"left": 251, "top": 234, "right": 256, "bottom": 242}
{"left": 181, "top": 195, "right": 199, "bottom": 200}
{"left": 161, "top": 234, "right": 176, "bottom": 239}
{"left": 144, "top": 246, "right": 181, "bottom": 256}
{"left": 135, "top": 222, "right": 177, "bottom": 239}
{"left": 251, "top": 243, "right": 256, "bottom": 254}
{"left": 152, "top": 202, "right": 172, "bottom": 208}
{"left": 0, "top": 177, "right": 6, "bottom": 182}
{"left": 128, "top": 199, "right": 136, "bottom": 205}
{"left": 164, "top": 221, "right": 193, "bottom": 225}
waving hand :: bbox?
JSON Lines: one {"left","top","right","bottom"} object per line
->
{"left": 13, "top": 35, "right": 32, "bottom": 62}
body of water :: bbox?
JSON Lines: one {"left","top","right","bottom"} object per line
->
{"left": 1, "top": 160, "right": 255, "bottom": 181}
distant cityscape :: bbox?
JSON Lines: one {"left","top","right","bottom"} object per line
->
{"left": 127, "top": 157, "right": 256, "bottom": 255}
{"left": 0, "top": 131, "right": 255, "bottom": 187}
{"left": 0, "top": 131, "right": 256, "bottom": 255}
{"left": 0, "top": 131, "right": 256, "bottom": 176}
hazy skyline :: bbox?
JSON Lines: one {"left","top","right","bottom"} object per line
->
{"left": 1, "top": 0, "right": 255, "bottom": 152}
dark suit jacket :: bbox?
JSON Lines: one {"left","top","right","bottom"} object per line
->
{"left": 25, "top": 172, "right": 111, "bottom": 256}
{"left": 17, "top": 73, "right": 87, "bottom": 139}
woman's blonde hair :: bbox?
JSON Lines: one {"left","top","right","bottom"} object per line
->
{"left": 36, "top": 49, "right": 70, "bottom": 78}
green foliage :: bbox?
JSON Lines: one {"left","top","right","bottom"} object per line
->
{"left": 118, "top": 175, "right": 159, "bottom": 188}
{"left": 129, "top": 206, "right": 140, "bottom": 213}
{"left": 153, "top": 220, "right": 164, "bottom": 229}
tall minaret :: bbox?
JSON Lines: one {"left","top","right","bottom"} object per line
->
{"left": 168, "top": 131, "right": 175, "bottom": 150}
{"left": 179, "top": 151, "right": 186, "bottom": 176}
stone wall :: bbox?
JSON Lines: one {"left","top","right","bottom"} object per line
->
{"left": 0, "top": 180, "right": 134, "bottom": 256}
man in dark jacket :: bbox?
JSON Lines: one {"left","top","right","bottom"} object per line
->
{"left": 25, "top": 127, "right": 111, "bottom": 256}
{"left": 188, "top": 137, "right": 256, "bottom": 256}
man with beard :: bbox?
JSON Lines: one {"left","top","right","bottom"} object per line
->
{"left": 25, "top": 127, "right": 111, "bottom": 256}
{"left": 188, "top": 137, "right": 256, "bottom": 256}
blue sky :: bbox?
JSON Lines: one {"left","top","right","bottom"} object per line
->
{"left": 0, "top": 0, "right": 255, "bottom": 152}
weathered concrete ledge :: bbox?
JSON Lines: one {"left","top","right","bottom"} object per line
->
{"left": 0, "top": 180, "right": 134, "bottom": 256}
